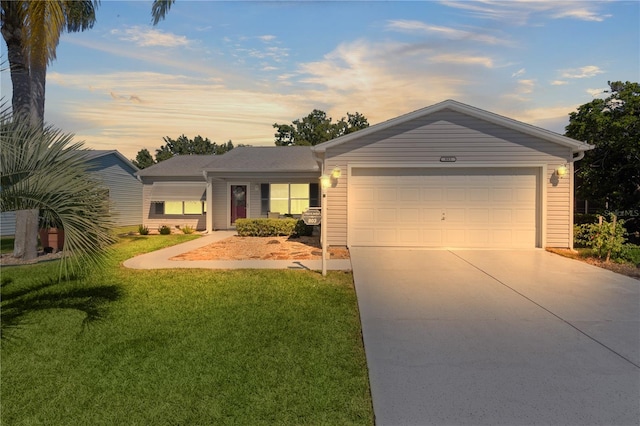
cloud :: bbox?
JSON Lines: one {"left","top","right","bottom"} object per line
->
{"left": 45, "top": 71, "right": 316, "bottom": 158}
{"left": 110, "top": 26, "right": 190, "bottom": 47}
{"left": 586, "top": 87, "right": 609, "bottom": 97}
{"left": 110, "top": 91, "right": 144, "bottom": 103}
{"left": 259, "top": 35, "right": 277, "bottom": 42}
{"left": 64, "top": 36, "right": 225, "bottom": 78}
{"left": 386, "top": 20, "right": 511, "bottom": 46}
{"left": 430, "top": 53, "right": 494, "bottom": 68}
{"left": 551, "top": 80, "right": 568, "bottom": 86}
{"left": 440, "top": 1, "right": 612, "bottom": 24}
{"left": 551, "top": 8, "right": 612, "bottom": 22}
{"left": 512, "top": 68, "right": 525, "bottom": 78}
{"left": 559, "top": 65, "right": 604, "bottom": 79}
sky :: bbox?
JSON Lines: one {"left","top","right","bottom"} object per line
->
{"left": 1, "top": 1, "right": 639, "bottom": 161}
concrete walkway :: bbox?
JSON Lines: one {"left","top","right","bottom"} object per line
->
{"left": 351, "top": 248, "right": 640, "bottom": 426}
{"left": 122, "top": 231, "right": 352, "bottom": 271}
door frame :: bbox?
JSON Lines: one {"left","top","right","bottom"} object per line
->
{"left": 227, "top": 182, "right": 250, "bottom": 228}
{"left": 347, "top": 163, "right": 546, "bottom": 248}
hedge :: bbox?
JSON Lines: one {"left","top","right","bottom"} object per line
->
{"left": 235, "top": 218, "right": 314, "bottom": 237}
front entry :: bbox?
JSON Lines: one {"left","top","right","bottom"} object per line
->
{"left": 230, "top": 185, "right": 247, "bottom": 225}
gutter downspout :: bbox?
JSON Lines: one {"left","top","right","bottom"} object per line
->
{"left": 568, "top": 149, "right": 588, "bottom": 250}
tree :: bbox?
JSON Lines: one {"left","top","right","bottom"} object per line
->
{"left": 133, "top": 135, "right": 235, "bottom": 168}
{"left": 273, "top": 109, "right": 369, "bottom": 146}
{"left": 132, "top": 148, "right": 155, "bottom": 169}
{"left": 0, "top": 112, "right": 114, "bottom": 272}
{"left": 1, "top": 0, "right": 98, "bottom": 125}
{"left": 565, "top": 81, "right": 640, "bottom": 211}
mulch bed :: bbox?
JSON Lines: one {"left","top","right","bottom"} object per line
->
{"left": 546, "top": 248, "right": 640, "bottom": 280}
{"left": 170, "top": 235, "right": 350, "bottom": 261}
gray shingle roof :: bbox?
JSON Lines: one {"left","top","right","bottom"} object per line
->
{"left": 203, "top": 146, "right": 319, "bottom": 172}
{"left": 136, "top": 146, "right": 319, "bottom": 177}
{"left": 136, "top": 155, "right": 217, "bottom": 177}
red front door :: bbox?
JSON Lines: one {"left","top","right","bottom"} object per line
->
{"left": 231, "top": 185, "right": 247, "bottom": 225}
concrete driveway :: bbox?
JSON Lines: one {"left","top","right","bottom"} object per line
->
{"left": 351, "top": 248, "right": 639, "bottom": 426}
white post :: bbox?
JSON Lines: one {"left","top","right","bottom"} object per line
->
{"left": 321, "top": 184, "right": 327, "bottom": 277}
{"left": 206, "top": 179, "right": 213, "bottom": 233}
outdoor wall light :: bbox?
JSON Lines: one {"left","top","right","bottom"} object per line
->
{"left": 556, "top": 164, "right": 568, "bottom": 178}
{"left": 331, "top": 166, "right": 342, "bottom": 179}
{"left": 320, "top": 174, "right": 331, "bottom": 189}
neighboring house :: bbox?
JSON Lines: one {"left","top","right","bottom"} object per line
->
{"left": 137, "top": 100, "right": 593, "bottom": 249}
{"left": 0, "top": 150, "right": 141, "bottom": 236}
{"left": 82, "top": 150, "right": 142, "bottom": 226}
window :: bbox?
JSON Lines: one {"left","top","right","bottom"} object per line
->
{"left": 153, "top": 201, "right": 205, "bottom": 215}
{"left": 260, "top": 183, "right": 319, "bottom": 215}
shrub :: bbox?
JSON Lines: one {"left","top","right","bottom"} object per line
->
{"left": 158, "top": 224, "right": 172, "bottom": 235}
{"left": 235, "top": 218, "right": 297, "bottom": 237}
{"left": 574, "top": 214, "right": 627, "bottom": 262}
{"left": 619, "top": 244, "right": 640, "bottom": 266}
{"left": 293, "top": 220, "right": 314, "bottom": 237}
{"left": 138, "top": 224, "right": 149, "bottom": 235}
{"left": 181, "top": 224, "right": 195, "bottom": 234}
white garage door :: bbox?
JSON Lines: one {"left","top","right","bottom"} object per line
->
{"left": 349, "top": 167, "right": 539, "bottom": 248}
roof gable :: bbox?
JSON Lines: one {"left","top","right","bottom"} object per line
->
{"left": 312, "top": 99, "right": 593, "bottom": 154}
{"left": 82, "top": 150, "right": 139, "bottom": 173}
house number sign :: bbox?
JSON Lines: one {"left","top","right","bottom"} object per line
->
{"left": 301, "top": 209, "right": 322, "bottom": 225}
{"left": 440, "top": 156, "right": 457, "bottom": 162}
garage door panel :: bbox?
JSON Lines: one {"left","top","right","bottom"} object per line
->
{"left": 376, "top": 228, "right": 398, "bottom": 244}
{"left": 422, "top": 208, "right": 442, "bottom": 222}
{"left": 446, "top": 188, "right": 466, "bottom": 201}
{"left": 353, "top": 208, "right": 374, "bottom": 222}
{"left": 399, "top": 188, "right": 419, "bottom": 201}
{"left": 399, "top": 208, "right": 420, "bottom": 222}
{"left": 378, "top": 188, "right": 397, "bottom": 202}
{"left": 516, "top": 209, "right": 536, "bottom": 223}
{"left": 354, "top": 187, "right": 375, "bottom": 202}
{"left": 377, "top": 208, "right": 397, "bottom": 222}
{"left": 492, "top": 209, "right": 513, "bottom": 223}
{"left": 468, "top": 188, "right": 490, "bottom": 201}
{"left": 517, "top": 188, "right": 536, "bottom": 201}
{"left": 444, "top": 208, "right": 465, "bottom": 222}
{"left": 398, "top": 229, "right": 421, "bottom": 244}
{"left": 352, "top": 228, "right": 375, "bottom": 244}
{"left": 493, "top": 188, "right": 514, "bottom": 202}
{"left": 469, "top": 209, "right": 489, "bottom": 223}
{"left": 467, "top": 229, "right": 490, "bottom": 245}
{"left": 422, "top": 188, "right": 443, "bottom": 202}
{"left": 349, "top": 167, "right": 538, "bottom": 248}
{"left": 422, "top": 228, "right": 444, "bottom": 245}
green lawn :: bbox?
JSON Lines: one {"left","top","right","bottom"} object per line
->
{"left": 1, "top": 237, "right": 15, "bottom": 254}
{"left": 1, "top": 235, "right": 373, "bottom": 425}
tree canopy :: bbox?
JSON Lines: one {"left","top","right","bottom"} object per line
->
{"left": 565, "top": 81, "right": 640, "bottom": 212}
{"left": 132, "top": 135, "right": 235, "bottom": 168}
{"left": 273, "top": 110, "right": 369, "bottom": 146}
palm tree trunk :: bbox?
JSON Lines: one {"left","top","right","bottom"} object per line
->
{"left": 30, "top": 62, "right": 46, "bottom": 125}
{"left": 13, "top": 209, "right": 39, "bottom": 260}
{"left": 1, "top": 1, "right": 32, "bottom": 120}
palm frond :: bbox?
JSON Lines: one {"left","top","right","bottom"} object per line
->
{"left": 151, "top": 0, "right": 175, "bottom": 25}
{"left": 0, "top": 111, "right": 115, "bottom": 278}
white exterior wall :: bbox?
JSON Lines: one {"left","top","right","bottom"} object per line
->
{"left": 142, "top": 177, "right": 207, "bottom": 231}
{"left": 324, "top": 110, "right": 573, "bottom": 248}
{"left": 209, "top": 177, "right": 319, "bottom": 230}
